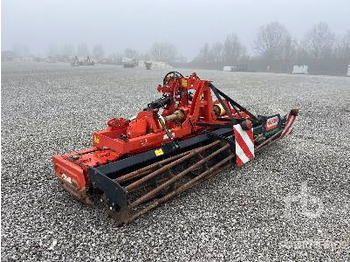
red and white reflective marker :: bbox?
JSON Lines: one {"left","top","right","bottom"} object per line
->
{"left": 233, "top": 123, "right": 255, "bottom": 167}
{"left": 280, "top": 112, "right": 297, "bottom": 139}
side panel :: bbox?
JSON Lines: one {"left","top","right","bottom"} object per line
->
{"left": 53, "top": 155, "right": 86, "bottom": 192}
{"left": 89, "top": 169, "right": 127, "bottom": 211}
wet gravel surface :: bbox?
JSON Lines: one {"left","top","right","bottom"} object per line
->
{"left": 2, "top": 62, "right": 350, "bottom": 261}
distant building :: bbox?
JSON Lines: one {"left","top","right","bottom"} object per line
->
{"left": 292, "top": 65, "right": 308, "bottom": 75}
{"left": 223, "top": 66, "right": 232, "bottom": 72}
{"left": 223, "top": 64, "right": 248, "bottom": 72}
{"left": 347, "top": 65, "right": 350, "bottom": 77}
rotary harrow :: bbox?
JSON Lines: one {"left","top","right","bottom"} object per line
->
{"left": 53, "top": 71, "right": 298, "bottom": 225}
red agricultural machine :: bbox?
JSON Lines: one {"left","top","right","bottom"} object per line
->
{"left": 53, "top": 71, "right": 298, "bottom": 225}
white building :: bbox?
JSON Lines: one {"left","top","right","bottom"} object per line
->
{"left": 292, "top": 65, "right": 308, "bottom": 74}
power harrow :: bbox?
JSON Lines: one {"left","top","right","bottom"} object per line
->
{"left": 53, "top": 71, "right": 298, "bottom": 225}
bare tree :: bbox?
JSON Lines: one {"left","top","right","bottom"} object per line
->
{"left": 108, "top": 52, "right": 123, "bottom": 64}
{"left": 137, "top": 51, "right": 150, "bottom": 61}
{"left": 77, "top": 43, "right": 90, "bottom": 57}
{"left": 303, "top": 23, "right": 335, "bottom": 60}
{"left": 210, "top": 42, "right": 224, "bottom": 63}
{"left": 290, "top": 39, "right": 307, "bottom": 64}
{"left": 124, "top": 48, "right": 139, "bottom": 59}
{"left": 93, "top": 44, "right": 105, "bottom": 59}
{"left": 254, "top": 22, "right": 292, "bottom": 61}
{"left": 194, "top": 43, "right": 211, "bottom": 63}
{"left": 335, "top": 30, "right": 350, "bottom": 61}
{"left": 47, "top": 43, "right": 59, "bottom": 57}
{"left": 150, "top": 42, "right": 177, "bottom": 63}
{"left": 61, "top": 44, "right": 75, "bottom": 57}
{"left": 13, "top": 44, "right": 31, "bottom": 57}
{"left": 194, "top": 36, "right": 245, "bottom": 65}
{"left": 12, "top": 44, "right": 31, "bottom": 57}
{"left": 224, "top": 33, "right": 246, "bottom": 64}
{"left": 176, "top": 55, "right": 187, "bottom": 63}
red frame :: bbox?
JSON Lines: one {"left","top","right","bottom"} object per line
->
{"left": 53, "top": 73, "right": 250, "bottom": 192}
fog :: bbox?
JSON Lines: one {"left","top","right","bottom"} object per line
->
{"left": 2, "top": 0, "right": 349, "bottom": 58}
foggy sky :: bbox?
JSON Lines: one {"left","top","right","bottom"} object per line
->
{"left": 2, "top": 0, "right": 349, "bottom": 58}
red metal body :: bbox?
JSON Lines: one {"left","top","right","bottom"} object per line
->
{"left": 53, "top": 73, "right": 249, "bottom": 197}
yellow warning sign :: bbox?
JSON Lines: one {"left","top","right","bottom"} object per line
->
{"left": 154, "top": 148, "right": 164, "bottom": 156}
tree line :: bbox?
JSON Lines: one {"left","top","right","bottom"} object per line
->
{"left": 7, "top": 22, "right": 349, "bottom": 75}
{"left": 191, "top": 22, "right": 350, "bottom": 75}
{"left": 9, "top": 42, "right": 186, "bottom": 64}
{"left": 44, "top": 42, "right": 186, "bottom": 63}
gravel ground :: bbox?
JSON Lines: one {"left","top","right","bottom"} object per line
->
{"left": 2, "top": 62, "right": 350, "bottom": 261}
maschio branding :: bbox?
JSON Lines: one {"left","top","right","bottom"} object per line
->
{"left": 266, "top": 116, "right": 279, "bottom": 131}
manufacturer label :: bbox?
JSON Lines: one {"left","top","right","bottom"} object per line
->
{"left": 266, "top": 116, "right": 279, "bottom": 131}
{"left": 94, "top": 135, "right": 100, "bottom": 144}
